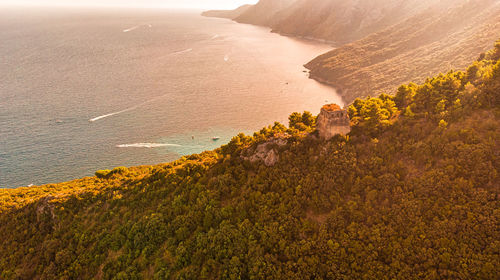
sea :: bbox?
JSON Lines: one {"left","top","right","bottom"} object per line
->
{"left": 0, "top": 7, "right": 342, "bottom": 188}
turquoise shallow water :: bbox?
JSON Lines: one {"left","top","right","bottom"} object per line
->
{"left": 0, "top": 7, "right": 342, "bottom": 188}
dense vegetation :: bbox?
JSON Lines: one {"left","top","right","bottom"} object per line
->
{"left": 1, "top": 42, "right": 499, "bottom": 279}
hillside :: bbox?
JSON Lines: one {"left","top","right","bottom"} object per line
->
{"left": 306, "top": 0, "right": 500, "bottom": 103}
{"left": 233, "top": 0, "right": 296, "bottom": 27}
{"left": 203, "top": 0, "right": 439, "bottom": 44}
{"left": 203, "top": 0, "right": 500, "bottom": 105}
{"left": 200, "top": 5, "right": 252, "bottom": 20}
{"left": 202, "top": 0, "right": 468, "bottom": 45}
{"left": 270, "top": 0, "right": 440, "bottom": 44}
{"left": 1, "top": 41, "right": 499, "bottom": 279}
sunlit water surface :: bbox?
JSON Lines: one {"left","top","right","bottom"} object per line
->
{"left": 0, "top": 7, "right": 341, "bottom": 187}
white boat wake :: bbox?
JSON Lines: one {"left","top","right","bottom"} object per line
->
{"left": 123, "top": 25, "right": 140, "bottom": 33}
{"left": 170, "top": 48, "right": 193, "bottom": 55}
{"left": 158, "top": 48, "right": 194, "bottom": 60}
{"left": 89, "top": 106, "right": 138, "bottom": 122}
{"left": 116, "top": 143, "right": 181, "bottom": 148}
{"left": 89, "top": 94, "right": 166, "bottom": 122}
{"left": 123, "top": 24, "right": 152, "bottom": 33}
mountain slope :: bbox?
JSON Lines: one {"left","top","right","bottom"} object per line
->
{"left": 203, "top": 0, "right": 500, "bottom": 105}
{"left": 1, "top": 41, "right": 499, "bottom": 279}
{"left": 204, "top": 0, "right": 441, "bottom": 44}
{"left": 270, "top": 0, "right": 439, "bottom": 43}
{"left": 201, "top": 5, "right": 252, "bottom": 20}
{"left": 306, "top": 0, "right": 500, "bottom": 103}
{"left": 233, "top": 0, "right": 297, "bottom": 27}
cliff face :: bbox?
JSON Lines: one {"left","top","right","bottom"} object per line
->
{"left": 306, "top": 0, "right": 500, "bottom": 103}
{"left": 316, "top": 104, "right": 350, "bottom": 140}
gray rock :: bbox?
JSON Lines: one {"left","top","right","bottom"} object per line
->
{"left": 242, "top": 137, "right": 287, "bottom": 167}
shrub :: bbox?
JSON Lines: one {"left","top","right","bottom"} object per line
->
{"left": 95, "top": 170, "right": 111, "bottom": 179}
{"left": 111, "top": 167, "right": 129, "bottom": 175}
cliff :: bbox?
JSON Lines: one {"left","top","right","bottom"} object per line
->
{"left": 305, "top": 0, "right": 500, "bottom": 103}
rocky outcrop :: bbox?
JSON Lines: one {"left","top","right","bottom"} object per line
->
{"left": 36, "top": 196, "right": 55, "bottom": 222}
{"left": 316, "top": 104, "right": 350, "bottom": 140}
{"left": 241, "top": 137, "right": 288, "bottom": 167}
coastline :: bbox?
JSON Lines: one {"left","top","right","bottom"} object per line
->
{"left": 202, "top": 12, "right": 343, "bottom": 103}
{"left": 270, "top": 30, "right": 338, "bottom": 46}
{"left": 3, "top": 10, "right": 343, "bottom": 188}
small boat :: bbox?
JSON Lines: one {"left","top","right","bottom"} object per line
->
{"left": 212, "top": 136, "right": 220, "bottom": 141}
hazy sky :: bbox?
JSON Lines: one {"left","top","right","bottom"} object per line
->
{"left": 0, "top": 0, "right": 258, "bottom": 9}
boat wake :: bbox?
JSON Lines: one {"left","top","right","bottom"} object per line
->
{"left": 123, "top": 25, "right": 140, "bottom": 33}
{"left": 210, "top": 34, "right": 220, "bottom": 40}
{"left": 123, "top": 24, "right": 152, "bottom": 33}
{"left": 170, "top": 48, "right": 193, "bottom": 55}
{"left": 89, "top": 106, "right": 138, "bottom": 122}
{"left": 89, "top": 94, "right": 167, "bottom": 122}
{"left": 116, "top": 143, "right": 181, "bottom": 148}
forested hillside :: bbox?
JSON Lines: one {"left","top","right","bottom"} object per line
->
{"left": 1, "top": 42, "right": 499, "bottom": 279}
{"left": 306, "top": 0, "right": 500, "bottom": 103}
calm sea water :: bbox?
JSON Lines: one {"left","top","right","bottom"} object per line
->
{"left": 0, "top": 7, "right": 341, "bottom": 188}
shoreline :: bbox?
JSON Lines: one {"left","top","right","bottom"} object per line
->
{"left": 201, "top": 12, "right": 344, "bottom": 104}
